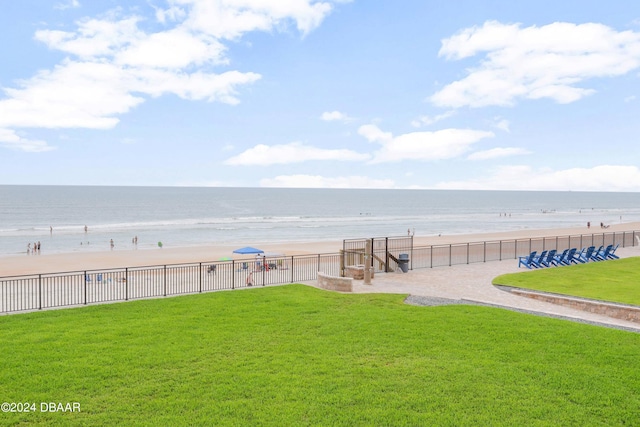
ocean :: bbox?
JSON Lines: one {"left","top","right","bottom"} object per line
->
{"left": 1, "top": 186, "right": 639, "bottom": 256}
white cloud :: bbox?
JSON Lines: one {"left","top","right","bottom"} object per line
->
{"left": 467, "top": 147, "right": 530, "bottom": 160}
{"left": 224, "top": 142, "right": 370, "bottom": 166}
{"left": 493, "top": 118, "right": 510, "bottom": 132}
{"left": 0, "top": 128, "right": 55, "bottom": 152}
{"left": 172, "top": 0, "right": 334, "bottom": 39}
{"left": 320, "top": 110, "right": 352, "bottom": 122}
{"left": 1, "top": 0, "right": 337, "bottom": 152}
{"left": 35, "top": 17, "right": 143, "bottom": 59}
{"left": 431, "top": 21, "right": 640, "bottom": 108}
{"left": 115, "top": 28, "right": 228, "bottom": 69}
{"left": 410, "top": 110, "right": 456, "bottom": 128}
{"left": 357, "top": 124, "right": 393, "bottom": 144}
{"left": 54, "top": 0, "right": 80, "bottom": 10}
{"left": 358, "top": 124, "right": 494, "bottom": 163}
{"left": 435, "top": 165, "right": 640, "bottom": 191}
{"left": 260, "top": 174, "right": 395, "bottom": 188}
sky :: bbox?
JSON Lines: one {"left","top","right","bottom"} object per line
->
{"left": 1, "top": 0, "right": 640, "bottom": 191}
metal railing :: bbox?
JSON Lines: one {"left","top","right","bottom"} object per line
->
{"left": 0, "top": 254, "right": 341, "bottom": 314}
{"left": 408, "top": 230, "right": 638, "bottom": 270}
{"left": 2, "top": 230, "right": 638, "bottom": 314}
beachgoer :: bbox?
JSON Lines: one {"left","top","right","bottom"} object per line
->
{"left": 37, "top": 241, "right": 41, "bottom": 253}
{"left": 246, "top": 272, "right": 253, "bottom": 287}
{"left": 587, "top": 222, "right": 590, "bottom": 228}
{"left": 84, "top": 225, "right": 88, "bottom": 233}
{"left": 110, "top": 239, "right": 114, "bottom": 250}
{"left": 27, "top": 243, "right": 31, "bottom": 254}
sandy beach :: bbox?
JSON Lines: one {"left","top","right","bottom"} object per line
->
{"left": 1, "top": 222, "right": 638, "bottom": 277}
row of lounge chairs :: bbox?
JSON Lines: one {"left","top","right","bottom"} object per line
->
{"left": 518, "top": 244, "right": 619, "bottom": 269}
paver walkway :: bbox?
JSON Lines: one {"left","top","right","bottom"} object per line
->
{"left": 309, "top": 246, "right": 640, "bottom": 332}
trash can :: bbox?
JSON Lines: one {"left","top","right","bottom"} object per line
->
{"left": 398, "top": 253, "right": 409, "bottom": 273}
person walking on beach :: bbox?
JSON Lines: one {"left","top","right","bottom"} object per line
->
{"left": 110, "top": 239, "right": 114, "bottom": 250}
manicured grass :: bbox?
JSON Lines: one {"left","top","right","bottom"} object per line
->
{"left": 2, "top": 284, "right": 640, "bottom": 426}
{"left": 494, "top": 257, "right": 640, "bottom": 306}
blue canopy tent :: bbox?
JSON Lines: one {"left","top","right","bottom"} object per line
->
{"left": 232, "top": 246, "right": 264, "bottom": 255}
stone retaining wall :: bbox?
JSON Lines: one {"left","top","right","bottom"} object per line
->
{"left": 497, "top": 286, "right": 640, "bottom": 323}
{"left": 317, "top": 272, "right": 353, "bottom": 292}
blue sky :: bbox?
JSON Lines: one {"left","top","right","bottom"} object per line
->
{"left": 2, "top": 0, "right": 640, "bottom": 191}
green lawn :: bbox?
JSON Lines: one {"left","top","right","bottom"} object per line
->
{"left": 2, "top": 284, "right": 640, "bottom": 426}
{"left": 494, "top": 257, "right": 640, "bottom": 305}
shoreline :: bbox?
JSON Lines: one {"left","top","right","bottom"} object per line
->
{"left": 1, "top": 222, "right": 639, "bottom": 277}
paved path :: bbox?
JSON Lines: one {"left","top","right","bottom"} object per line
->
{"left": 309, "top": 246, "right": 640, "bottom": 332}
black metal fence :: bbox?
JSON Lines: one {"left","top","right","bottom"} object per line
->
{"left": 2, "top": 230, "right": 638, "bottom": 314}
{"left": 343, "top": 231, "right": 639, "bottom": 272}
{"left": 0, "top": 254, "right": 341, "bottom": 314}
{"left": 408, "top": 230, "right": 638, "bottom": 270}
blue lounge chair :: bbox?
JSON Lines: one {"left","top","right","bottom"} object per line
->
{"left": 518, "top": 251, "right": 537, "bottom": 269}
{"left": 607, "top": 244, "right": 620, "bottom": 259}
{"left": 531, "top": 250, "right": 548, "bottom": 268}
{"left": 538, "top": 249, "right": 557, "bottom": 268}
{"left": 562, "top": 248, "right": 580, "bottom": 265}
{"left": 594, "top": 245, "right": 614, "bottom": 261}
{"left": 575, "top": 246, "right": 595, "bottom": 263}
{"left": 553, "top": 249, "right": 569, "bottom": 266}
{"left": 590, "top": 246, "right": 604, "bottom": 261}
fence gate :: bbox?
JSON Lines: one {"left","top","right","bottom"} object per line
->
{"left": 342, "top": 236, "right": 413, "bottom": 274}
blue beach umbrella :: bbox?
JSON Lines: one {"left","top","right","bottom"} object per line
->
{"left": 232, "top": 246, "right": 264, "bottom": 255}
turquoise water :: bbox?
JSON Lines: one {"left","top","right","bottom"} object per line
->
{"left": 1, "top": 186, "right": 639, "bottom": 255}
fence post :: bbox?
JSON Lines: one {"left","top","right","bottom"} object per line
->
{"left": 430, "top": 246, "right": 433, "bottom": 268}
{"left": 83, "top": 271, "right": 87, "bottom": 305}
{"left": 163, "top": 265, "right": 167, "bottom": 296}
{"left": 263, "top": 256, "right": 267, "bottom": 286}
{"left": 291, "top": 256, "right": 295, "bottom": 283}
{"left": 410, "top": 235, "right": 414, "bottom": 271}
{"left": 483, "top": 242, "right": 486, "bottom": 263}
{"left": 385, "top": 237, "right": 389, "bottom": 273}
{"left": 499, "top": 240, "right": 502, "bottom": 261}
{"left": 199, "top": 262, "right": 202, "bottom": 293}
{"left": 125, "top": 268, "right": 129, "bottom": 301}
{"left": 449, "top": 245, "right": 452, "bottom": 267}
{"left": 467, "top": 243, "right": 469, "bottom": 264}
{"left": 39, "top": 274, "right": 42, "bottom": 310}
